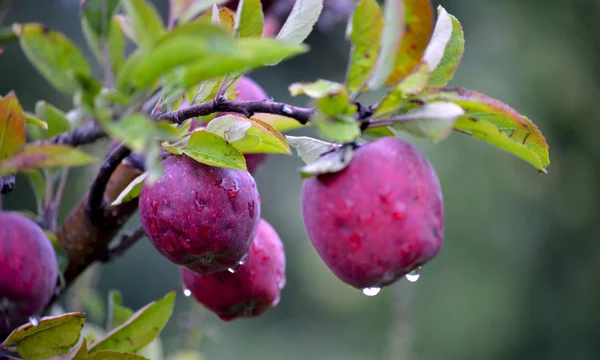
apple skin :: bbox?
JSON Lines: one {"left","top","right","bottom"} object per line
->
{"left": 0, "top": 212, "right": 58, "bottom": 334}
{"left": 139, "top": 155, "right": 261, "bottom": 275}
{"left": 181, "top": 218, "right": 286, "bottom": 321}
{"left": 300, "top": 137, "right": 444, "bottom": 290}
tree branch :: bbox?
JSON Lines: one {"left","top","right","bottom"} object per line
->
{"left": 41, "top": 121, "right": 106, "bottom": 147}
{"left": 158, "top": 99, "right": 315, "bottom": 125}
{"left": 101, "top": 227, "right": 146, "bottom": 263}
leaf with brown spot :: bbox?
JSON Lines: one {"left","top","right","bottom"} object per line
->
{"left": 385, "top": 0, "right": 434, "bottom": 86}
{"left": 0, "top": 91, "right": 26, "bottom": 162}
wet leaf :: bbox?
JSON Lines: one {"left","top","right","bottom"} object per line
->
{"left": 234, "top": 0, "right": 264, "bottom": 38}
{"left": 299, "top": 144, "right": 355, "bottom": 178}
{"left": 45, "top": 231, "right": 69, "bottom": 276}
{"left": 417, "top": 88, "right": 550, "bottom": 171}
{"left": 3, "top": 312, "right": 86, "bottom": 360}
{"left": 89, "top": 292, "right": 175, "bottom": 354}
{"left": 122, "top": 0, "right": 165, "bottom": 49}
{"left": 345, "top": 0, "right": 383, "bottom": 94}
{"left": 286, "top": 135, "right": 339, "bottom": 164}
{"left": 47, "top": 338, "right": 87, "bottom": 360}
{"left": 275, "top": 0, "right": 323, "bottom": 47}
{"left": 0, "top": 144, "right": 96, "bottom": 176}
{"left": 389, "top": 101, "right": 464, "bottom": 142}
{"left": 34, "top": 101, "right": 71, "bottom": 138}
{"left": 385, "top": 0, "right": 434, "bottom": 86}
{"left": 0, "top": 91, "right": 26, "bottom": 161}
{"left": 111, "top": 172, "right": 147, "bottom": 206}
{"left": 376, "top": 62, "right": 430, "bottom": 115}
{"left": 87, "top": 351, "right": 149, "bottom": 360}
{"left": 183, "top": 130, "right": 247, "bottom": 170}
{"left": 107, "top": 290, "right": 135, "bottom": 330}
{"left": 14, "top": 23, "right": 91, "bottom": 94}
{"left": 422, "top": 6, "right": 464, "bottom": 86}
{"left": 366, "top": 0, "right": 404, "bottom": 89}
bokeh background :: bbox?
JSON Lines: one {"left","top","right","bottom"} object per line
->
{"left": 2, "top": 0, "right": 600, "bottom": 359}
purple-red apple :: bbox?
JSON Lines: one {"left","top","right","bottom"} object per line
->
{"left": 0, "top": 212, "right": 58, "bottom": 334}
{"left": 300, "top": 137, "right": 444, "bottom": 290}
{"left": 181, "top": 218, "right": 286, "bottom": 321}
{"left": 139, "top": 155, "right": 261, "bottom": 274}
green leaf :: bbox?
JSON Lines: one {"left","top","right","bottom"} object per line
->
{"left": 234, "top": 0, "right": 264, "bottom": 38}
{"left": 345, "top": 0, "right": 383, "bottom": 94}
{"left": 23, "top": 169, "right": 46, "bottom": 212}
{"left": 299, "top": 144, "right": 355, "bottom": 178}
{"left": 107, "top": 290, "right": 135, "bottom": 330}
{"left": 114, "top": 15, "right": 137, "bottom": 44}
{"left": 376, "top": 62, "right": 430, "bottom": 115}
{"left": 44, "top": 231, "right": 69, "bottom": 276}
{"left": 14, "top": 23, "right": 91, "bottom": 95}
{"left": 87, "top": 351, "right": 150, "bottom": 360}
{"left": 422, "top": 5, "right": 464, "bottom": 86}
{"left": 384, "top": 0, "right": 434, "bottom": 86}
{"left": 253, "top": 113, "right": 306, "bottom": 133}
{"left": 72, "top": 72, "right": 103, "bottom": 113}
{"left": 161, "top": 141, "right": 184, "bottom": 155}
{"left": 183, "top": 130, "right": 247, "bottom": 170}
{"left": 111, "top": 172, "right": 147, "bottom": 206}
{"left": 24, "top": 112, "right": 48, "bottom": 130}
{"left": 311, "top": 112, "right": 360, "bottom": 143}
{"left": 388, "top": 101, "right": 464, "bottom": 142}
{"left": 0, "top": 91, "right": 26, "bottom": 161}
{"left": 100, "top": 114, "right": 181, "bottom": 153}
{"left": 82, "top": 11, "right": 126, "bottom": 76}
{"left": 121, "top": 0, "right": 165, "bottom": 49}
{"left": 175, "top": 0, "right": 230, "bottom": 24}
{"left": 168, "top": 38, "right": 307, "bottom": 90}
{"left": 47, "top": 338, "right": 88, "bottom": 360}
{"left": 186, "top": 78, "right": 219, "bottom": 105}
{"left": 366, "top": 0, "right": 404, "bottom": 89}
{"left": 205, "top": 115, "right": 291, "bottom": 154}
{"left": 35, "top": 101, "right": 71, "bottom": 138}
{"left": 289, "top": 80, "right": 352, "bottom": 116}
{"left": 89, "top": 291, "right": 175, "bottom": 354}
{"left": 3, "top": 312, "right": 86, "bottom": 360}
{"left": 81, "top": 0, "right": 120, "bottom": 37}
{"left": 286, "top": 135, "right": 339, "bottom": 164}
{"left": 361, "top": 126, "right": 395, "bottom": 140}
{"left": 168, "top": 350, "right": 205, "bottom": 360}
{"left": 0, "top": 144, "right": 96, "bottom": 176}
{"left": 275, "top": 0, "right": 323, "bottom": 48}
{"left": 417, "top": 88, "right": 550, "bottom": 171}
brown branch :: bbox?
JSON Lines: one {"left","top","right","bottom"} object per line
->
{"left": 158, "top": 99, "right": 315, "bottom": 125}
{"left": 41, "top": 121, "right": 106, "bottom": 147}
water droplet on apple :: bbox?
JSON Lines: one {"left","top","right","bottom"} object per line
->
{"left": 180, "top": 238, "right": 192, "bottom": 248}
{"left": 405, "top": 267, "right": 422, "bottom": 282}
{"left": 194, "top": 199, "right": 205, "bottom": 212}
{"left": 362, "top": 287, "right": 381, "bottom": 296}
{"left": 29, "top": 316, "right": 39, "bottom": 327}
{"left": 238, "top": 254, "right": 249, "bottom": 265}
{"left": 183, "top": 288, "right": 192, "bottom": 297}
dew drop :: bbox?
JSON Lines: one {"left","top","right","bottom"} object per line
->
{"left": 247, "top": 201, "right": 255, "bottom": 219}
{"left": 151, "top": 200, "right": 159, "bottom": 215}
{"left": 180, "top": 238, "right": 192, "bottom": 249}
{"left": 405, "top": 267, "right": 422, "bottom": 282}
{"left": 228, "top": 264, "right": 241, "bottom": 273}
{"left": 194, "top": 199, "right": 205, "bottom": 212}
{"left": 183, "top": 288, "right": 192, "bottom": 297}
{"left": 29, "top": 316, "right": 39, "bottom": 327}
{"left": 238, "top": 254, "right": 249, "bottom": 265}
{"left": 216, "top": 178, "right": 240, "bottom": 199}
{"left": 362, "top": 287, "right": 381, "bottom": 296}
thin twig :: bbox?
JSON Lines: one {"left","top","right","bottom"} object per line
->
{"left": 159, "top": 99, "right": 315, "bottom": 125}
{"left": 86, "top": 144, "right": 132, "bottom": 225}
{"left": 101, "top": 227, "right": 146, "bottom": 262}
{"left": 53, "top": 168, "right": 69, "bottom": 214}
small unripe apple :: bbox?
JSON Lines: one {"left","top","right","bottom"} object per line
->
{"left": 139, "top": 155, "right": 261, "bottom": 274}
{"left": 181, "top": 218, "right": 286, "bottom": 321}
{"left": 301, "top": 137, "right": 444, "bottom": 290}
{"left": 0, "top": 212, "right": 58, "bottom": 334}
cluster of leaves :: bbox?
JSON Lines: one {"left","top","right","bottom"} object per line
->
{"left": 0, "top": 291, "right": 176, "bottom": 360}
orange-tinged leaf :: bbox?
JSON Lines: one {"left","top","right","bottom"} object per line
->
{"left": 0, "top": 91, "right": 26, "bottom": 162}
{"left": 0, "top": 144, "right": 96, "bottom": 176}
{"left": 385, "top": 0, "right": 434, "bottom": 86}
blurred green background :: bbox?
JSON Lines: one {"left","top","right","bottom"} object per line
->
{"left": 2, "top": 0, "right": 600, "bottom": 359}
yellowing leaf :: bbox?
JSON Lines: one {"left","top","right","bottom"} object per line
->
{"left": 345, "top": 0, "right": 383, "bottom": 94}
{"left": 234, "top": 0, "right": 264, "bottom": 38}
{"left": 0, "top": 144, "right": 96, "bottom": 176}
{"left": 3, "top": 312, "right": 86, "bottom": 360}
{"left": 376, "top": 62, "right": 430, "bottom": 115}
{"left": 0, "top": 91, "right": 26, "bottom": 161}
{"left": 183, "top": 130, "right": 247, "bottom": 170}
{"left": 423, "top": 6, "right": 464, "bottom": 86}
{"left": 385, "top": 0, "right": 434, "bottom": 86}
{"left": 89, "top": 292, "right": 175, "bottom": 354}
{"left": 14, "top": 23, "right": 91, "bottom": 95}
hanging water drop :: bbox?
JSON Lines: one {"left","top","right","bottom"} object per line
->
{"left": 183, "top": 288, "right": 192, "bottom": 297}
{"left": 29, "top": 316, "right": 39, "bottom": 327}
{"left": 362, "top": 287, "right": 381, "bottom": 296}
{"left": 405, "top": 267, "right": 422, "bottom": 282}
{"left": 228, "top": 264, "right": 241, "bottom": 273}
{"left": 238, "top": 254, "right": 249, "bottom": 265}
